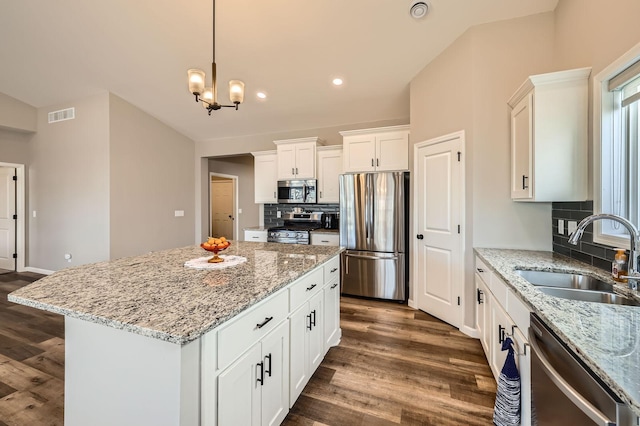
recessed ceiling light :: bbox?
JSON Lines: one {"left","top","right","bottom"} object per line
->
{"left": 256, "top": 92, "right": 267, "bottom": 99}
{"left": 332, "top": 78, "right": 344, "bottom": 86}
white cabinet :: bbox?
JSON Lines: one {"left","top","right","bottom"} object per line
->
{"left": 340, "top": 125, "right": 409, "bottom": 173}
{"left": 245, "top": 229, "right": 268, "bottom": 242}
{"left": 316, "top": 146, "right": 342, "bottom": 203}
{"left": 218, "top": 320, "right": 289, "bottom": 426}
{"left": 289, "top": 291, "right": 324, "bottom": 406}
{"left": 507, "top": 68, "right": 591, "bottom": 201}
{"left": 323, "top": 257, "right": 341, "bottom": 351}
{"left": 475, "top": 256, "right": 531, "bottom": 426}
{"left": 252, "top": 151, "right": 278, "bottom": 204}
{"left": 274, "top": 137, "right": 323, "bottom": 180}
{"left": 310, "top": 232, "right": 340, "bottom": 246}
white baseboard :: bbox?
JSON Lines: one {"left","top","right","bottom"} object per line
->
{"left": 24, "top": 266, "right": 55, "bottom": 275}
{"left": 460, "top": 324, "right": 479, "bottom": 339}
{"left": 407, "top": 298, "right": 416, "bottom": 309}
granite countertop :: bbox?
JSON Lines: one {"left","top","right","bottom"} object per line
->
{"left": 475, "top": 248, "right": 640, "bottom": 415}
{"left": 9, "top": 242, "right": 343, "bottom": 345}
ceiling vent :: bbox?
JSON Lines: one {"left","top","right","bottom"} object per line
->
{"left": 48, "top": 107, "right": 75, "bottom": 124}
{"left": 410, "top": 1, "right": 429, "bottom": 19}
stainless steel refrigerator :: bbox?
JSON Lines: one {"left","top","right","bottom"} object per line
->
{"left": 339, "top": 172, "right": 409, "bottom": 301}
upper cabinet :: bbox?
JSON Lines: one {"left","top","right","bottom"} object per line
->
{"left": 340, "top": 125, "right": 410, "bottom": 173}
{"left": 274, "top": 137, "right": 324, "bottom": 180}
{"left": 507, "top": 68, "right": 591, "bottom": 202}
{"left": 252, "top": 151, "right": 278, "bottom": 204}
{"left": 316, "top": 146, "right": 343, "bottom": 204}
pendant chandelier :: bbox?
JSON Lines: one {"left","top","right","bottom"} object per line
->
{"left": 187, "top": 0, "right": 245, "bottom": 115}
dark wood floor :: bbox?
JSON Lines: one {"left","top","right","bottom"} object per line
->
{"left": 0, "top": 273, "right": 496, "bottom": 425}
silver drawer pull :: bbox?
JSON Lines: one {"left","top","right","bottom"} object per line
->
{"left": 330, "top": 267, "right": 338, "bottom": 273}
{"left": 306, "top": 284, "right": 317, "bottom": 291}
{"left": 330, "top": 283, "right": 338, "bottom": 289}
{"left": 256, "top": 316, "right": 273, "bottom": 329}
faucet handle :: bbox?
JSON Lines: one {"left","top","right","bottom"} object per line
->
{"left": 620, "top": 272, "right": 640, "bottom": 291}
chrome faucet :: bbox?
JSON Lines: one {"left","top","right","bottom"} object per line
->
{"left": 567, "top": 213, "right": 640, "bottom": 290}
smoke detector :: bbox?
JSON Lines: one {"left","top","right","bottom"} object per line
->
{"left": 410, "top": 1, "right": 429, "bottom": 19}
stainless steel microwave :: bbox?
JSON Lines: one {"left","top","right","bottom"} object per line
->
{"left": 277, "top": 179, "right": 317, "bottom": 204}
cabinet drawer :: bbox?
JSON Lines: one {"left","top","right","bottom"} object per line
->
{"left": 290, "top": 267, "right": 324, "bottom": 311}
{"left": 310, "top": 233, "right": 340, "bottom": 246}
{"left": 323, "top": 256, "right": 340, "bottom": 284}
{"left": 217, "top": 289, "right": 288, "bottom": 370}
{"left": 491, "top": 275, "right": 508, "bottom": 309}
{"left": 475, "top": 256, "right": 492, "bottom": 285}
{"left": 244, "top": 230, "right": 267, "bottom": 242}
{"left": 507, "top": 289, "right": 530, "bottom": 332}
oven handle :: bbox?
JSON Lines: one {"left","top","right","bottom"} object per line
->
{"left": 528, "top": 328, "right": 614, "bottom": 426}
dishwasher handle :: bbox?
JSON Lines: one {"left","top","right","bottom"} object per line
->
{"left": 528, "top": 328, "right": 614, "bottom": 426}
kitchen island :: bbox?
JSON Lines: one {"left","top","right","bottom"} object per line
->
{"left": 475, "top": 248, "right": 640, "bottom": 418}
{"left": 9, "top": 241, "right": 343, "bottom": 426}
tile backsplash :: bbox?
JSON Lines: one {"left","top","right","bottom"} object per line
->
{"left": 264, "top": 204, "right": 339, "bottom": 227}
{"left": 552, "top": 200, "right": 619, "bottom": 272}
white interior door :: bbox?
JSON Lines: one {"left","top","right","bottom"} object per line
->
{"left": 415, "top": 133, "right": 463, "bottom": 328}
{"left": 211, "top": 179, "right": 235, "bottom": 238}
{"left": 0, "top": 167, "right": 16, "bottom": 271}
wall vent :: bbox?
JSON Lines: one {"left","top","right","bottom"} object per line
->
{"left": 48, "top": 107, "right": 75, "bottom": 124}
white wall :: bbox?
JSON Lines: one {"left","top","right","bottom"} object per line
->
{"left": 0, "top": 92, "right": 36, "bottom": 133}
{"left": 410, "top": 12, "right": 555, "bottom": 329}
{"left": 109, "top": 94, "right": 195, "bottom": 259}
{"left": 29, "top": 93, "right": 111, "bottom": 271}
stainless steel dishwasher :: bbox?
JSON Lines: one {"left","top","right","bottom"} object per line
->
{"left": 529, "top": 313, "right": 636, "bottom": 425}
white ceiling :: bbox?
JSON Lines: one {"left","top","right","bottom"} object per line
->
{"left": 0, "top": 0, "right": 558, "bottom": 142}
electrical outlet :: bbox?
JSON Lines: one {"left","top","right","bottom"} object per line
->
{"left": 568, "top": 220, "right": 578, "bottom": 235}
{"left": 174, "top": 210, "right": 184, "bottom": 217}
{"left": 276, "top": 211, "right": 281, "bottom": 218}
{"left": 238, "top": 208, "right": 242, "bottom": 214}
{"left": 64, "top": 253, "right": 72, "bottom": 262}
{"left": 33, "top": 210, "right": 36, "bottom": 218}
{"left": 558, "top": 219, "right": 564, "bottom": 235}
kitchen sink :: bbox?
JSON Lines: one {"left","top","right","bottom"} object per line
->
{"left": 516, "top": 270, "right": 640, "bottom": 306}
{"left": 515, "top": 270, "right": 613, "bottom": 292}
{"left": 537, "top": 287, "right": 640, "bottom": 306}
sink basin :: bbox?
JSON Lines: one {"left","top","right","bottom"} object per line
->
{"left": 516, "top": 270, "right": 613, "bottom": 292}
{"left": 537, "top": 287, "right": 640, "bottom": 306}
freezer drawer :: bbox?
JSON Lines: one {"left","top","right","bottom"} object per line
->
{"left": 341, "top": 251, "right": 405, "bottom": 301}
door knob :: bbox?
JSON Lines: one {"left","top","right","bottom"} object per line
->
{"left": 417, "top": 234, "right": 424, "bottom": 240}
{"left": 228, "top": 215, "right": 234, "bottom": 220}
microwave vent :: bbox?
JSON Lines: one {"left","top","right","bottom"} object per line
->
{"left": 48, "top": 107, "right": 75, "bottom": 124}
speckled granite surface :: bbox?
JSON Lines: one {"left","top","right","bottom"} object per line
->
{"left": 9, "top": 242, "right": 343, "bottom": 345}
{"left": 475, "top": 248, "right": 640, "bottom": 416}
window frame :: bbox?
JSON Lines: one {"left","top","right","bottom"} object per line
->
{"left": 594, "top": 41, "right": 640, "bottom": 249}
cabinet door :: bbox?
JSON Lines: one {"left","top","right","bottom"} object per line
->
{"left": 310, "top": 233, "right": 340, "bottom": 246}
{"left": 343, "top": 136, "right": 376, "bottom": 172}
{"left": 218, "top": 343, "right": 262, "bottom": 426}
{"left": 513, "top": 327, "right": 531, "bottom": 426}
{"left": 254, "top": 153, "right": 277, "bottom": 203}
{"left": 294, "top": 142, "right": 316, "bottom": 179}
{"left": 323, "top": 279, "right": 340, "bottom": 351}
{"left": 490, "top": 301, "right": 515, "bottom": 379}
{"left": 375, "top": 131, "right": 409, "bottom": 171}
{"left": 475, "top": 274, "right": 488, "bottom": 356}
{"left": 511, "top": 93, "right": 533, "bottom": 199}
{"left": 261, "top": 321, "right": 290, "bottom": 426}
{"left": 308, "top": 291, "right": 324, "bottom": 372}
{"left": 317, "top": 149, "right": 342, "bottom": 203}
{"left": 288, "top": 304, "right": 309, "bottom": 407}
{"left": 277, "top": 145, "right": 297, "bottom": 180}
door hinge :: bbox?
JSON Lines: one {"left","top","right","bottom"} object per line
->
{"left": 12, "top": 175, "right": 17, "bottom": 181}
{"left": 457, "top": 296, "right": 461, "bottom": 306}
{"left": 12, "top": 253, "right": 17, "bottom": 259}
{"left": 457, "top": 225, "right": 461, "bottom": 234}
{"left": 457, "top": 151, "right": 461, "bottom": 162}
{"left": 13, "top": 214, "right": 17, "bottom": 220}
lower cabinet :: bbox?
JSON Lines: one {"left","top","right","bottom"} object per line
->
{"left": 475, "top": 256, "right": 531, "bottom": 426}
{"left": 289, "top": 291, "right": 324, "bottom": 406}
{"left": 323, "top": 278, "right": 341, "bottom": 352}
{"left": 218, "top": 320, "right": 289, "bottom": 426}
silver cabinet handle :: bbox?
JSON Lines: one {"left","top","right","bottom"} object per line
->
{"left": 477, "top": 268, "right": 485, "bottom": 273}
{"left": 528, "top": 328, "right": 612, "bottom": 426}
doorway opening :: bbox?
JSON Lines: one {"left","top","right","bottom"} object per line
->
{"left": 0, "top": 162, "right": 25, "bottom": 273}
{"left": 209, "top": 173, "right": 238, "bottom": 240}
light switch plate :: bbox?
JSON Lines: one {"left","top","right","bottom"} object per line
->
{"left": 558, "top": 219, "right": 564, "bottom": 235}
{"left": 568, "top": 220, "right": 577, "bottom": 235}
{"left": 174, "top": 210, "right": 184, "bottom": 217}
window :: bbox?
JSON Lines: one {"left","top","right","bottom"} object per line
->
{"left": 596, "top": 45, "right": 640, "bottom": 248}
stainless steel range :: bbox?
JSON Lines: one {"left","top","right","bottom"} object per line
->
{"left": 268, "top": 212, "right": 323, "bottom": 244}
